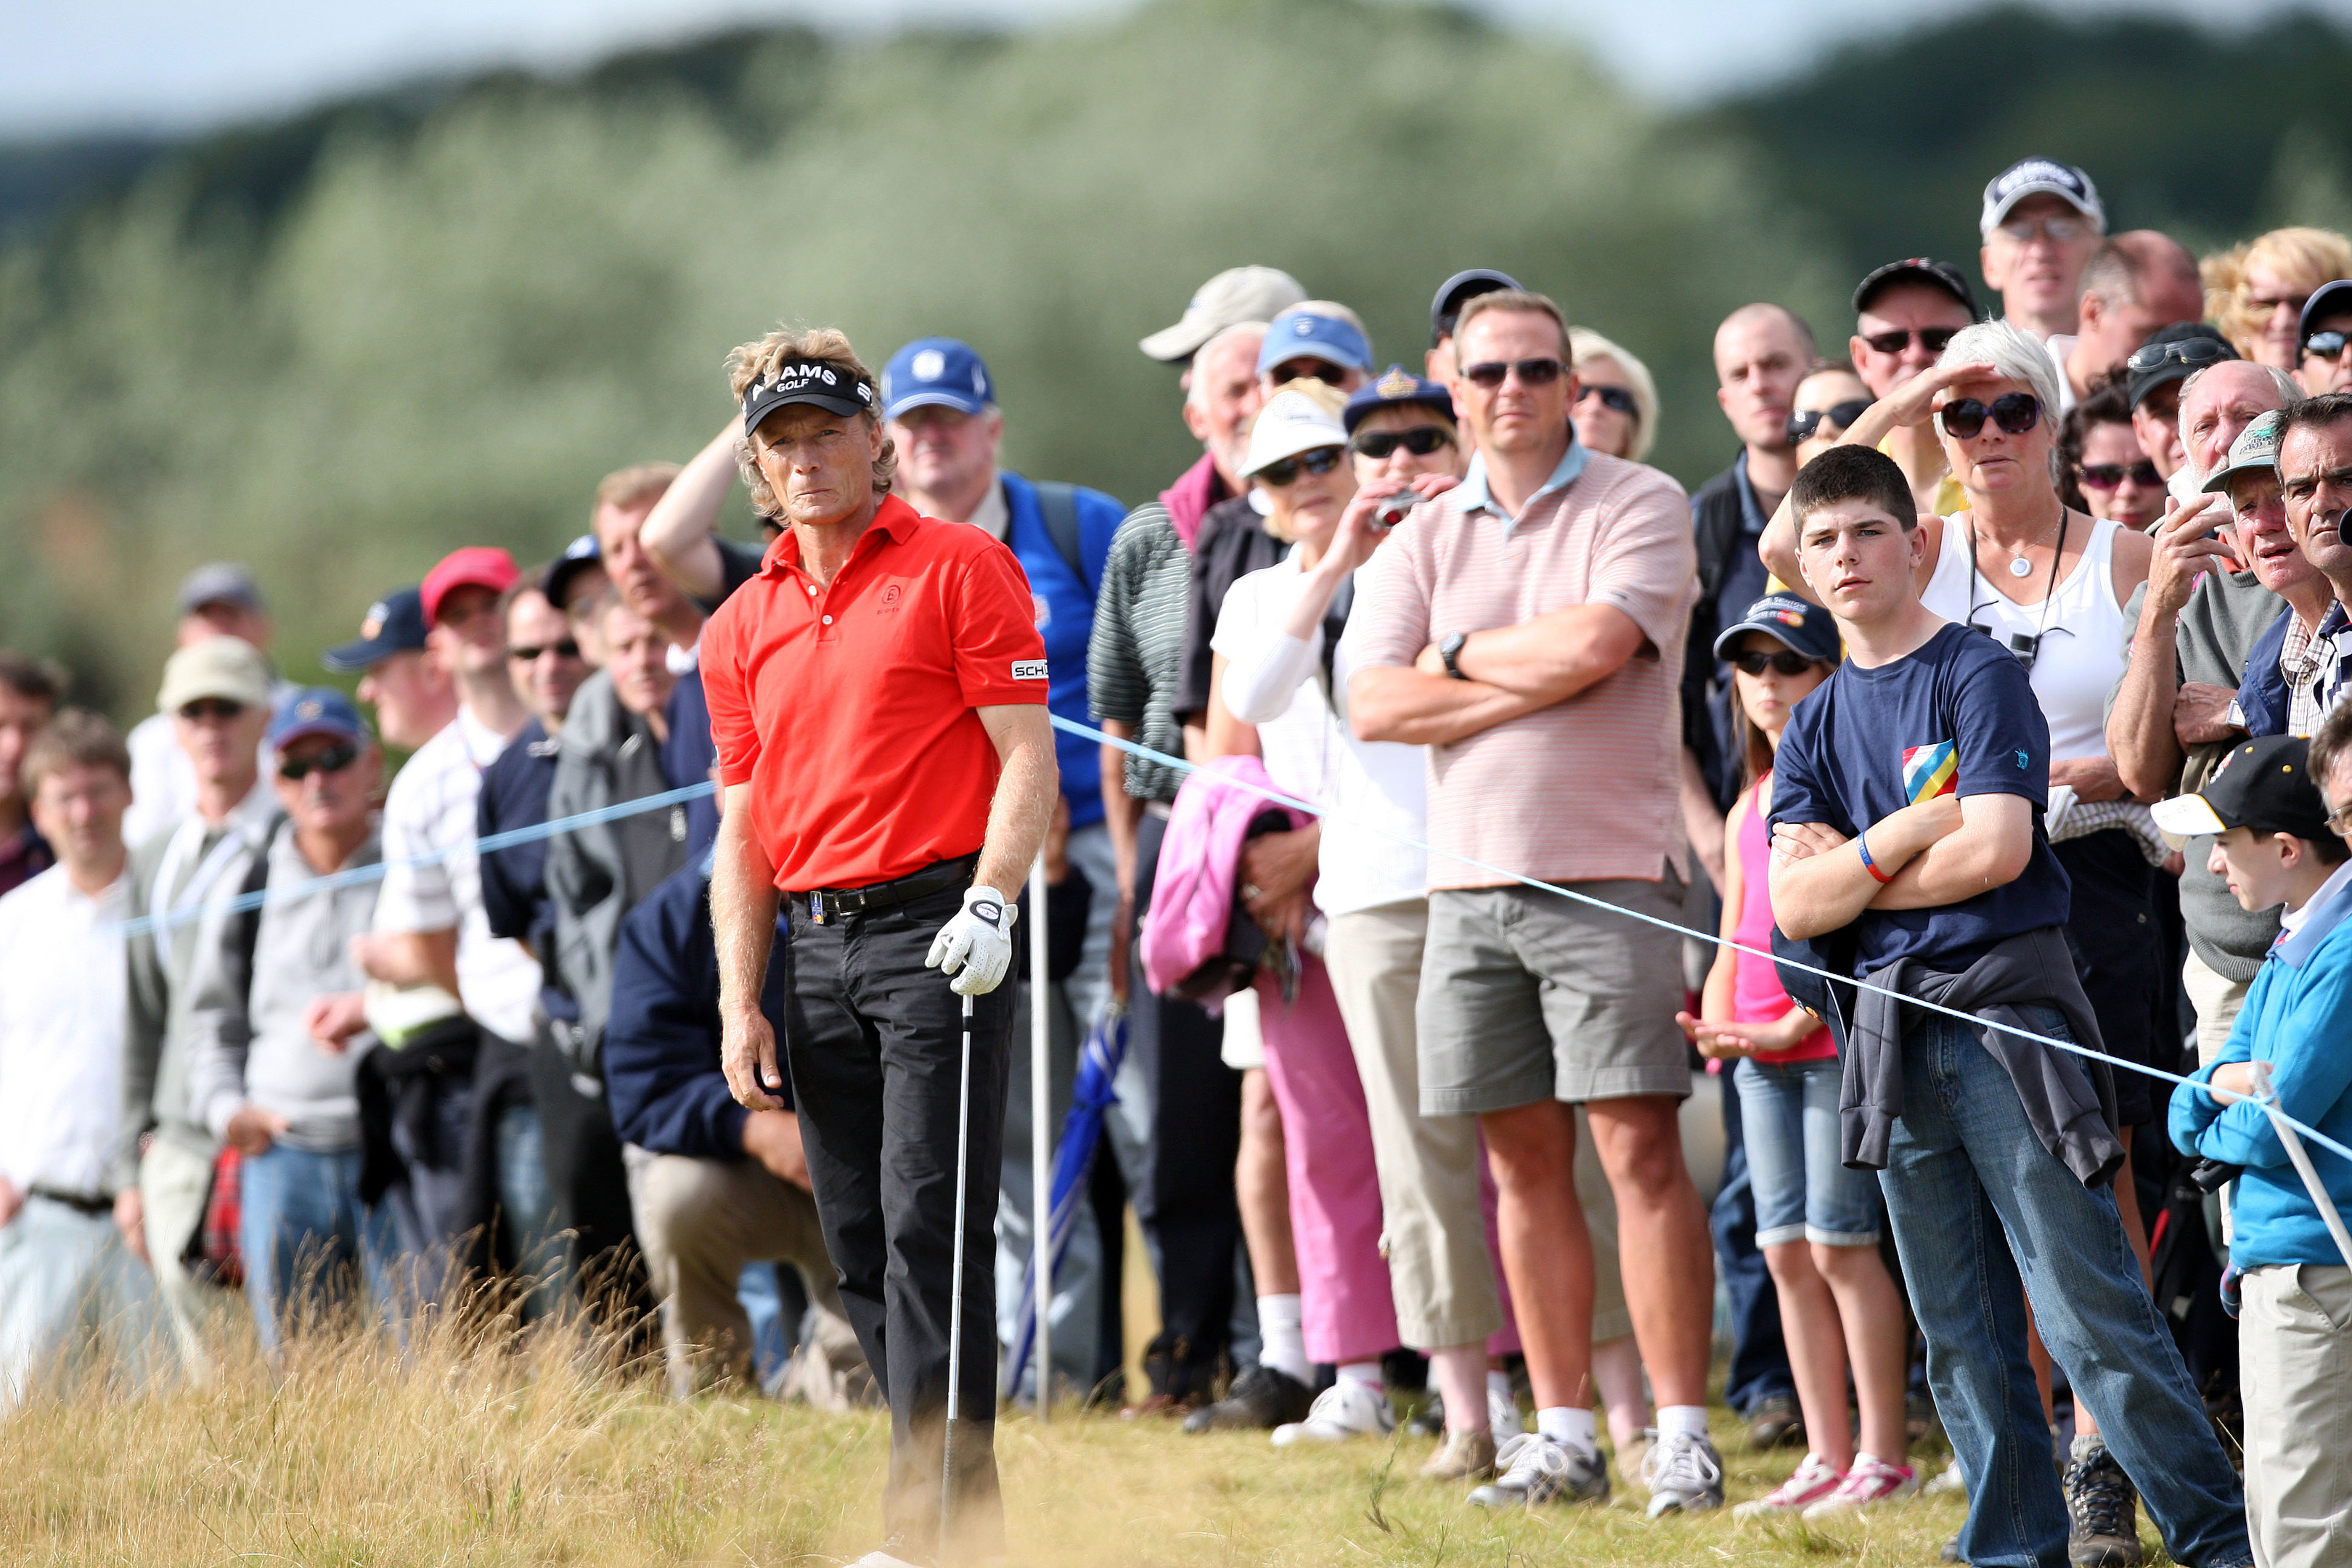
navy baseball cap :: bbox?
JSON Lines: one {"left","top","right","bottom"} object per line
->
{"left": 544, "top": 534, "right": 603, "bottom": 609}
{"left": 1430, "top": 269, "right": 1521, "bottom": 346}
{"left": 881, "top": 338, "right": 996, "bottom": 420}
{"left": 1258, "top": 306, "right": 1373, "bottom": 378}
{"left": 1853, "top": 257, "right": 1982, "bottom": 319}
{"left": 740, "top": 356, "right": 875, "bottom": 436}
{"left": 2124, "top": 322, "right": 2236, "bottom": 410}
{"left": 321, "top": 587, "right": 428, "bottom": 673}
{"left": 1343, "top": 365, "right": 1455, "bottom": 433}
{"left": 2298, "top": 279, "right": 2352, "bottom": 352}
{"left": 1714, "top": 592, "right": 1841, "bottom": 665}
{"left": 269, "top": 686, "right": 369, "bottom": 751}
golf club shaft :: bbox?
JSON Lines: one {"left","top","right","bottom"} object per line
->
{"left": 942, "top": 989, "right": 976, "bottom": 1549}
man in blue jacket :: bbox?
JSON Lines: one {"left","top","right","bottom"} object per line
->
{"left": 605, "top": 850, "right": 865, "bottom": 1403}
{"left": 2164, "top": 727, "right": 2352, "bottom": 1568}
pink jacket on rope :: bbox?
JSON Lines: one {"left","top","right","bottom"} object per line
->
{"left": 1138, "top": 754, "right": 1307, "bottom": 1013}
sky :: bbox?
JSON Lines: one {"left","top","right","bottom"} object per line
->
{"left": 6, "top": 0, "right": 2345, "bottom": 139}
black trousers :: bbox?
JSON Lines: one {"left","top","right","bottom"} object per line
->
{"left": 785, "top": 881, "right": 1011, "bottom": 1561}
{"left": 525, "top": 1029, "right": 653, "bottom": 1333}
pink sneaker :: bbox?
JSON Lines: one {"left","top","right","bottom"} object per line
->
{"left": 1734, "top": 1453, "right": 1845, "bottom": 1518}
{"left": 1802, "top": 1454, "right": 1920, "bottom": 1519}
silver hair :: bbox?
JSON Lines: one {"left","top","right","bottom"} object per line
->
{"left": 1934, "top": 319, "right": 2066, "bottom": 485}
{"left": 2179, "top": 360, "right": 2302, "bottom": 408}
{"left": 1185, "top": 322, "right": 1267, "bottom": 413}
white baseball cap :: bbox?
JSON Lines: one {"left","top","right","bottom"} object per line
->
{"left": 1240, "top": 390, "right": 1349, "bottom": 480}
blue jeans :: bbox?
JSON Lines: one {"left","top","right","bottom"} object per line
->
{"left": 238, "top": 1143, "right": 401, "bottom": 1354}
{"left": 1880, "top": 1010, "right": 2248, "bottom": 1568}
{"left": 1736, "top": 1055, "right": 1881, "bottom": 1248}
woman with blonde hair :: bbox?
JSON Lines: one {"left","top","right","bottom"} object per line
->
{"left": 2205, "top": 226, "right": 2352, "bottom": 371}
{"left": 1567, "top": 327, "right": 1661, "bottom": 462}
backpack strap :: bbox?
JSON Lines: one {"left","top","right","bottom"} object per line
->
{"left": 1032, "top": 481, "right": 1085, "bottom": 587}
{"left": 1314, "top": 576, "right": 1356, "bottom": 711}
{"left": 230, "top": 827, "right": 276, "bottom": 987}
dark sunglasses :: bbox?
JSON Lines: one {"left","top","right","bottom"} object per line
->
{"left": 1460, "top": 357, "right": 1565, "bottom": 389}
{"left": 1730, "top": 649, "right": 1820, "bottom": 677}
{"left": 1940, "top": 391, "right": 2042, "bottom": 438}
{"left": 1255, "top": 446, "right": 1346, "bottom": 487}
{"left": 1786, "top": 399, "right": 1873, "bottom": 445}
{"left": 1860, "top": 327, "right": 1960, "bottom": 356}
{"left": 2126, "top": 337, "right": 2234, "bottom": 375}
{"left": 508, "top": 639, "right": 582, "bottom": 662}
{"left": 279, "top": 741, "right": 361, "bottom": 780}
{"left": 2303, "top": 330, "right": 2351, "bottom": 362}
{"left": 1268, "top": 360, "right": 1350, "bottom": 387}
{"left": 1575, "top": 384, "right": 1638, "bottom": 416}
{"left": 178, "top": 698, "right": 246, "bottom": 723}
{"left": 1350, "top": 427, "right": 1454, "bottom": 460}
{"left": 2078, "top": 460, "right": 2161, "bottom": 490}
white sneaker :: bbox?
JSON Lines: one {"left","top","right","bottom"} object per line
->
{"left": 1271, "top": 1378, "right": 1395, "bottom": 1445}
{"left": 1488, "top": 1384, "right": 1526, "bottom": 1442}
{"left": 1924, "top": 1457, "right": 1967, "bottom": 1497}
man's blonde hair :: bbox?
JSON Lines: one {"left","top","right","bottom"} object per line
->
{"left": 724, "top": 326, "right": 896, "bottom": 523}
{"left": 595, "top": 462, "right": 680, "bottom": 516}
{"left": 1453, "top": 289, "right": 1572, "bottom": 359}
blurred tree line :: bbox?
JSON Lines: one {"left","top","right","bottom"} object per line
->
{"left": 1, "top": 0, "right": 2347, "bottom": 719}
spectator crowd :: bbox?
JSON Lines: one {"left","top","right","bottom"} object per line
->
{"left": 9, "top": 154, "right": 2352, "bottom": 1568}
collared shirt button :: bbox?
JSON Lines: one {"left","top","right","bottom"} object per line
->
{"left": 822, "top": 614, "right": 833, "bottom": 624}
{"left": 806, "top": 584, "right": 817, "bottom": 595}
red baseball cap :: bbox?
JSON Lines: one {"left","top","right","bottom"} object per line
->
{"left": 420, "top": 547, "right": 520, "bottom": 629}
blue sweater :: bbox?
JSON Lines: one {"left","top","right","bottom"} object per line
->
{"left": 1001, "top": 471, "right": 1123, "bottom": 830}
{"left": 604, "top": 857, "right": 790, "bottom": 1159}
{"left": 2170, "top": 862, "right": 2352, "bottom": 1267}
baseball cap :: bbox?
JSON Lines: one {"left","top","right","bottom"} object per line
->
{"left": 740, "top": 356, "right": 876, "bottom": 436}
{"left": 1139, "top": 265, "right": 1308, "bottom": 362}
{"left": 176, "top": 562, "right": 266, "bottom": 618}
{"left": 1712, "top": 592, "right": 1842, "bottom": 666}
{"left": 2152, "top": 735, "right": 2334, "bottom": 844}
{"left": 1258, "top": 306, "right": 1373, "bottom": 379}
{"left": 2201, "top": 409, "right": 2288, "bottom": 496}
{"left": 1853, "top": 258, "right": 1982, "bottom": 319}
{"left": 1240, "top": 390, "right": 1349, "bottom": 480}
{"left": 420, "top": 546, "right": 520, "bottom": 629}
{"left": 543, "top": 534, "right": 603, "bottom": 609}
{"left": 1980, "top": 157, "right": 2106, "bottom": 234}
{"left": 2297, "top": 279, "right": 2352, "bottom": 351}
{"left": 321, "top": 587, "right": 428, "bottom": 673}
{"left": 2125, "top": 322, "right": 2237, "bottom": 411}
{"left": 881, "top": 338, "right": 996, "bottom": 420}
{"left": 268, "top": 686, "right": 369, "bottom": 751}
{"left": 157, "top": 636, "right": 274, "bottom": 715}
{"left": 1343, "top": 365, "right": 1455, "bottom": 433}
{"left": 1430, "top": 269, "right": 1522, "bottom": 346}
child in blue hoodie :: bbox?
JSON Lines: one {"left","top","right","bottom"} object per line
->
{"left": 2163, "top": 731, "right": 2352, "bottom": 1568}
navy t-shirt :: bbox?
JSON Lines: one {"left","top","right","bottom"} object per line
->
{"left": 1771, "top": 621, "right": 2071, "bottom": 974}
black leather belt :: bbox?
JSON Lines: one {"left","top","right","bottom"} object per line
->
{"left": 29, "top": 1185, "right": 113, "bottom": 1217}
{"left": 789, "top": 852, "right": 979, "bottom": 926}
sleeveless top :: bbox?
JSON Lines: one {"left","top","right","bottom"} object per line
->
{"left": 1732, "top": 775, "right": 1836, "bottom": 1063}
{"left": 1919, "top": 514, "right": 2132, "bottom": 764}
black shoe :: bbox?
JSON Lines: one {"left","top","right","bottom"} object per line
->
{"left": 1182, "top": 1365, "right": 1315, "bottom": 1432}
{"left": 2063, "top": 1441, "right": 2144, "bottom": 1567}
{"left": 1745, "top": 1392, "right": 1804, "bottom": 1450}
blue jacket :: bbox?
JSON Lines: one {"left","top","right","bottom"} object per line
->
{"left": 604, "top": 855, "right": 790, "bottom": 1159}
{"left": 1001, "top": 471, "right": 1123, "bottom": 830}
{"left": 2170, "top": 864, "right": 2352, "bottom": 1267}
{"left": 2234, "top": 604, "right": 2294, "bottom": 738}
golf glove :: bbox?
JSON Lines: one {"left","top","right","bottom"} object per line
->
{"left": 926, "top": 886, "right": 1017, "bottom": 995}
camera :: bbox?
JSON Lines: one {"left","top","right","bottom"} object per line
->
{"left": 1374, "top": 491, "right": 1418, "bottom": 528}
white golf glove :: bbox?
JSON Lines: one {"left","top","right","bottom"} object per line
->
{"left": 926, "top": 886, "right": 1018, "bottom": 996}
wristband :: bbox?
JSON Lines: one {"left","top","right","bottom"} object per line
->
{"left": 1858, "top": 828, "right": 1894, "bottom": 884}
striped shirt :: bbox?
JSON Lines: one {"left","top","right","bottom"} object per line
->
{"left": 1087, "top": 503, "right": 1192, "bottom": 803}
{"left": 1349, "top": 444, "right": 1696, "bottom": 889}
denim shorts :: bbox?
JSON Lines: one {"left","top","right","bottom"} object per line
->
{"left": 1734, "top": 1054, "right": 1881, "bottom": 1249}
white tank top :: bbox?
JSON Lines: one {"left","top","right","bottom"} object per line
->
{"left": 1919, "top": 514, "right": 2131, "bottom": 763}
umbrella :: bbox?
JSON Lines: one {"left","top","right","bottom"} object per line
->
{"left": 1002, "top": 1004, "right": 1128, "bottom": 1400}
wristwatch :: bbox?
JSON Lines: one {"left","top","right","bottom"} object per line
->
{"left": 1439, "top": 632, "right": 1469, "bottom": 680}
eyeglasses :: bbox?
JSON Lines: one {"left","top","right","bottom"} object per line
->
{"left": 1350, "top": 427, "right": 1453, "bottom": 460}
{"left": 1939, "top": 392, "right": 2043, "bottom": 438}
{"left": 2126, "top": 338, "right": 2234, "bottom": 375}
{"left": 2303, "top": 330, "right": 2351, "bottom": 362}
{"left": 1994, "top": 215, "right": 2091, "bottom": 246}
{"left": 1255, "top": 446, "right": 1346, "bottom": 487}
{"left": 1731, "top": 649, "right": 1820, "bottom": 677}
{"left": 178, "top": 698, "right": 246, "bottom": 723}
{"left": 1575, "top": 384, "right": 1637, "bottom": 416}
{"left": 279, "top": 741, "right": 361, "bottom": 780}
{"left": 508, "top": 639, "right": 583, "bottom": 662}
{"left": 1786, "top": 399, "right": 1873, "bottom": 445}
{"left": 1268, "top": 360, "right": 1350, "bottom": 387}
{"left": 2252, "top": 291, "right": 2314, "bottom": 316}
{"left": 1860, "top": 327, "right": 1960, "bottom": 357}
{"left": 2078, "top": 460, "right": 2161, "bottom": 490}
{"left": 2329, "top": 801, "right": 2352, "bottom": 837}
{"left": 1460, "top": 357, "right": 1564, "bottom": 390}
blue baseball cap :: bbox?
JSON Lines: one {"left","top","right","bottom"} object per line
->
{"left": 321, "top": 587, "right": 428, "bottom": 674}
{"left": 544, "top": 534, "right": 603, "bottom": 609}
{"left": 269, "top": 686, "right": 369, "bottom": 750}
{"left": 1713, "top": 592, "right": 1841, "bottom": 665}
{"left": 1343, "top": 365, "right": 1455, "bottom": 433}
{"left": 1430, "top": 269, "right": 1521, "bottom": 346}
{"left": 1257, "top": 307, "right": 1373, "bottom": 379}
{"left": 881, "top": 338, "right": 996, "bottom": 420}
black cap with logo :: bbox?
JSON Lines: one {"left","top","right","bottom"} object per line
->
{"left": 740, "top": 359, "right": 877, "bottom": 436}
{"left": 2152, "top": 735, "right": 2334, "bottom": 844}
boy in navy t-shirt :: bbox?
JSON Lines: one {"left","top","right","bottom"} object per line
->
{"left": 1768, "top": 446, "right": 2247, "bottom": 1568}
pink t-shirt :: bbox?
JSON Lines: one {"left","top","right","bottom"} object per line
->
{"left": 1733, "top": 775, "right": 1835, "bottom": 1063}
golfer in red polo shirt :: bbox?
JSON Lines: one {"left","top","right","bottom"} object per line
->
{"left": 703, "top": 327, "right": 1055, "bottom": 1564}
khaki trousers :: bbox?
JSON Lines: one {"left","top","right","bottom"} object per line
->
{"left": 2181, "top": 948, "right": 2253, "bottom": 1067}
{"left": 2239, "top": 1262, "right": 2352, "bottom": 1568}
{"left": 139, "top": 1138, "right": 234, "bottom": 1380}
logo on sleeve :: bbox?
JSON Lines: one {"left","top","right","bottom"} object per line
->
{"left": 1903, "top": 740, "right": 1959, "bottom": 801}
{"left": 1011, "top": 659, "right": 1049, "bottom": 681}
{"left": 2016, "top": 749, "right": 2030, "bottom": 770}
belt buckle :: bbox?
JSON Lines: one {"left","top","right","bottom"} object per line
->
{"left": 810, "top": 891, "right": 827, "bottom": 925}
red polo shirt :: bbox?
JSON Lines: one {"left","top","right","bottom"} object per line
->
{"left": 701, "top": 494, "right": 1048, "bottom": 893}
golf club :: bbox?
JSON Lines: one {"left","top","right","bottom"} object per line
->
{"left": 942, "top": 988, "right": 976, "bottom": 1551}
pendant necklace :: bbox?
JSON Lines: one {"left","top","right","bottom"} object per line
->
{"left": 2003, "top": 507, "right": 2059, "bottom": 577}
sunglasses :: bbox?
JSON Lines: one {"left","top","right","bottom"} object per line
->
{"left": 1460, "top": 357, "right": 1564, "bottom": 389}
{"left": 1575, "top": 384, "right": 1637, "bottom": 416}
{"left": 1255, "top": 446, "right": 1346, "bottom": 487}
{"left": 2303, "top": 330, "right": 2351, "bottom": 362}
{"left": 2126, "top": 337, "right": 2234, "bottom": 375}
{"left": 178, "top": 698, "right": 246, "bottom": 723}
{"left": 1268, "top": 360, "right": 1350, "bottom": 387}
{"left": 1731, "top": 649, "right": 1820, "bottom": 677}
{"left": 508, "top": 639, "right": 583, "bottom": 662}
{"left": 1350, "top": 427, "right": 1453, "bottom": 460}
{"left": 1786, "top": 399, "right": 1873, "bottom": 445}
{"left": 279, "top": 741, "right": 361, "bottom": 780}
{"left": 1861, "top": 327, "right": 1960, "bottom": 357}
{"left": 2078, "top": 460, "right": 2161, "bottom": 490}
{"left": 1940, "top": 391, "right": 2043, "bottom": 438}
